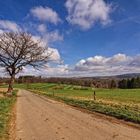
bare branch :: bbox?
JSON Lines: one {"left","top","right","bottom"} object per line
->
{"left": 0, "top": 32, "right": 50, "bottom": 92}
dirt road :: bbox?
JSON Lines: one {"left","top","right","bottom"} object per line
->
{"left": 15, "top": 90, "right": 140, "bottom": 140}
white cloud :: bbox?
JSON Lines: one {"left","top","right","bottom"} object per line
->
{"left": 21, "top": 66, "right": 39, "bottom": 76}
{"left": 17, "top": 47, "right": 62, "bottom": 76}
{"left": 106, "top": 53, "right": 131, "bottom": 66}
{"left": 36, "top": 23, "right": 63, "bottom": 43}
{"left": 30, "top": 6, "right": 61, "bottom": 24}
{"left": 0, "top": 29, "right": 3, "bottom": 34}
{"left": 31, "top": 35, "right": 61, "bottom": 62}
{"left": 129, "top": 55, "right": 140, "bottom": 67}
{"left": 16, "top": 53, "right": 140, "bottom": 77}
{"left": 74, "top": 54, "right": 140, "bottom": 76}
{"left": 43, "top": 30, "right": 63, "bottom": 43}
{"left": 21, "top": 64, "right": 69, "bottom": 77}
{"left": 65, "top": 0, "right": 112, "bottom": 30}
{"left": 37, "top": 24, "right": 46, "bottom": 33}
{"left": 47, "top": 47, "right": 61, "bottom": 62}
{"left": 0, "top": 20, "right": 20, "bottom": 32}
{"left": 43, "top": 64, "right": 69, "bottom": 76}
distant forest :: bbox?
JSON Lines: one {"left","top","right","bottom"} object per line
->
{"left": 0, "top": 75, "right": 140, "bottom": 89}
{"left": 14, "top": 76, "right": 140, "bottom": 89}
{"left": 118, "top": 77, "right": 140, "bottom": 89}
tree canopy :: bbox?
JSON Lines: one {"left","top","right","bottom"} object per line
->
{"left": 0, "top": 32, "right": 51, "bottom": 93}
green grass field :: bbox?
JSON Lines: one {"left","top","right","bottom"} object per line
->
{"left": 16, "top": 83, "right": 140, "bottom": 123}
{"left": 14, "top": 83, "right": 140, "bottom": 103}
{"left": 0, "top": 91, "right": 17, "bottom": 140}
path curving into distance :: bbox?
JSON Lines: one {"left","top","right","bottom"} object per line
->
{"left": 15, "top": 90, "right": 140, "bottom": 140}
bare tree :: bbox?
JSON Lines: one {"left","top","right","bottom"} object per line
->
{"left": 0, "top": 32, "right": 50, "bottom": 94}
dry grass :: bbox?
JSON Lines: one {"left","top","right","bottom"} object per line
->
{"left": 0, "top": 94, "right": 3, "bottom": 98}
{"left": 0, "top": 90, "right": 17, "bottom": 139}
{"left": 0, "top": 88, "right": 7, "bottom": 92}
{"left": 0, "top": 88, "right": 7, "bottom": 98}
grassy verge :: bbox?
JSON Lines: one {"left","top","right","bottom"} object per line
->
{"left": 13, "top": 83, "right": 140, "bottom": 103}
{"left": 31, "top": 89, "right": 140, "bottom": 124}
{"left": 0, "top": 90, "right": 17, "bottom": 140}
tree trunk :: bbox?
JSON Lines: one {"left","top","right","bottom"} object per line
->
{"left": 7, "top": 75, "right": 15, "bottom": 95}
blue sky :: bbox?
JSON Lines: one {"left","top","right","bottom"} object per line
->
{"left": 0, "top": 0, "right": 140, "bottom": 77}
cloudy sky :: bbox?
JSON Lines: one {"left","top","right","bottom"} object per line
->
{"left": 0, "top": 0, "right": 140, "bottom": 77}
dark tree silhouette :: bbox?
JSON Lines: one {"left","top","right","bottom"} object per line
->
{"left": 0, "top": 32, "right": 50, "bottom": 94}
{"left": 110, "top": 80, "right": 117, "bottom": 89}
{"left": 118, "top": 79, "right": 127, "bottom": 89}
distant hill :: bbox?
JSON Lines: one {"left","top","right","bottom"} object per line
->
{"left": 77, "top": 73, "right": 140, "bottom": 80}
{"left": 116, "top": 73, "right": 140, "bottom": 79}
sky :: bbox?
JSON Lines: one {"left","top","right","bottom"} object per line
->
{"left": 0, "top": 0, "right": 140, "bottom": 77}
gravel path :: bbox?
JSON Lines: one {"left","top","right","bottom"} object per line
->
{"left": 15, "top": 90, "right": 140, "bottom": 140}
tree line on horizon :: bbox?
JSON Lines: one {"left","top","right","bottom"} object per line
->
{"left": 16, "top": 76, "right": 140, "bottom": 89}
{"left": 1, "top": 75, "right": 140, "bottom": 89}
{"left": 118, "top": 77, "right": 140, "bottom": 89}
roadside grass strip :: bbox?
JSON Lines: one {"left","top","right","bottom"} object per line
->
{"left": 31, "top": 89, "right": 140, "bottom": 124}
{"left": 0, "top": 90, "right": 17, "bottom": 139}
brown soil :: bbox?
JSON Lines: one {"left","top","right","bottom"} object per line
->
{"left": 0, "top": 94, "right": 4, "bottom": 98}
{"left": 0, "top": 88, "right": 7, "bottom": 92}
{"left": 0, "top": 88, "right": 7, "bottom": 98}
